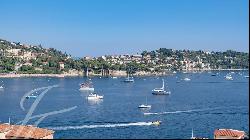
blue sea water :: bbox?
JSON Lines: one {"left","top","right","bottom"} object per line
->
{"left": 0, "top": 71, "right": 249, "bottom": 139}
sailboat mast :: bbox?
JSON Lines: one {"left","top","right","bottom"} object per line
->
{"left": 191, "top": 128, "right": 194, "bottom": 139}
{"left": 162, "top": 79, "right": 165, "bottom": 89}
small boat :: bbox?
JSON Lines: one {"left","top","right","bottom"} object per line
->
{"left": 112, "top": 76, "right": 118, "bottom": 79}
{"left": 124, "top": 75, "right": 134, "bottom": 82}
{"left": 183, "top": 78, "right": 191, "bottom": 81}
{"left": 79, "top": 81, "right": 94, "bottom": 91}
{"left": 152, "top": 121, "right": 161, "bottom": 126}
{"left": 152, "top": 79, "right": 171, "bottom": 95}
{"left": 244, "top": 75, "right": 249, "bottom": 78}
{"left": 173, "top": 71, "right": 177, "bottom": 74}
{"left": 0, "top": 84, "right": 4, "bottom": 89}
{"left": 87, "top": 93, "right": 103, "bottom": 100}
{"left": 26, "top": 94, "right": 37, "bottom": 99}
{"left": 138, "top": 104, "right": 151, "bottom": 108}
{"left": 225, "top": 74, "right": 233, "bottom": 80}
{"left": 138, "top": 97, "right": 151, "bottom": 109}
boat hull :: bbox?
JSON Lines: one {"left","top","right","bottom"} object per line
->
{"left": 79, "top": 87, "right": 94, "bottom": 91}
{"left": 152, "top": 91, "right": 171, "bottom": 95}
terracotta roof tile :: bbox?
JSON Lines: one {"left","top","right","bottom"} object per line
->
{"left": 2, "top": 124, "right": 54, "bottom": 139}
{"left": 0, "top": 124, "right": 12, "bottom": 132}
{"left": 214, "top": 129, "right": 245, "bottom": 138}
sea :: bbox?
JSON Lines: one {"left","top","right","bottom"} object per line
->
{"left": 0, "top": 71, "right": 249, "bottom": 139}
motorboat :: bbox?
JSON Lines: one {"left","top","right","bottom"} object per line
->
{"left": 87, "top": 93, "right": 103, "bottom": 100}
{"left": 0, "top": 84, "right": 4, "bottom": 89}
{"left": 138, "top": 104, "right": 151, "bottom": 108}
{"left": 112, "top": 76, "right": 118, "bottom": 79}
{"left": 152, "top": 121, "right": 161, "bottom": 126}
{"left": 152, "top": 79, "right": 171, "bottom": 95}
{"left": 138, "top": 97, "right": 151, "bottom": 109}
{"left": 79, "top": 81, "right": 94, "bottom": 91}
{"left": 211, "top": 73, "right": 216, "bottom": 76}
{"left": 124, "top": 75, "right": 134, "bottom": 82}
{"left": 26, "top": 94, "right": 37, "bottom": 99}
{"left": 173, "top": 71, "right": 177, "bottom": 74}
{"left": 225, "top": 74, "right": 233, "bottom": 80}
{"left": 183, "top": 78, "right": 191, "bottom": 81}
{"left": 244, "top": 75, "right": 249, "bottom": 78}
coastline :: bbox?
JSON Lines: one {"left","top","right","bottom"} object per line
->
{"left": 0, "top": 69, "right": 248, "bottom": 78}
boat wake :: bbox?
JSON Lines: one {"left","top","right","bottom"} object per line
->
{"left": 143, "top": 106, "right": 247, "bottom": 115}
{"left": 144, "top": 108, "right": 207, "bottom": 115}
{"left": 47, "top": 122, "right": 153, "bottom": 130}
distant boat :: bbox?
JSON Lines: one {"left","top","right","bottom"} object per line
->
{"left": 152, "top": 79, "right": 171, "bottom": 95}
{"left": 183, "top": 78, "right": 191, "bottom": 81}
{"left": 211, "top": 74, "right": 217, "bottom": 76}
{"left": 0, "top": 83, "right": 4, "bottom": 89}
{"left": 225, "top": 74, "right": 233, "bottom": 80}
{"left": 79, "top": 81, "right": 94, "bottom": 91}
{"left": 26, "top": 94, "right": 37, "bottom": 99}
{"left": 244, "top": 75, "right": 249, "bottom": 78}
{"left": 124, "top": 75, "right": 134, "bottom": 82}
{"left": 112, "top": 76, "right": 118, "bottom": 79}
{"left": 138, "top": 97, "right": 151, "bottom": 109}
{"left": 173, "top": 71, "right": 177, "bottom": 74}
{"left": 151, "top": 121, "right": 161, "bottom": 126}
{"left": 87, "top": 93, "right": 103, "bottom": 100}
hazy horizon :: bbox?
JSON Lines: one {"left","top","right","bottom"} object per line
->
{"left": 0, "top": 0, "right": 249, "bottom": 57}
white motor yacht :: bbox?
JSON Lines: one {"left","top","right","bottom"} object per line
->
{"left": 225, "top": 74, "right": 233, "bottom": 80}
{"left": 87, "top": 93, "right": 103, "bottom": 100}
{"left": 26, "top": 94, "right": 37, "bottom": 99}
{"left": 183, "top": 78, "right": 191, "bottom": 81}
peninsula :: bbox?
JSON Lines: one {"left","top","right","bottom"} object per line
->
{"left": 0, "top": 38, "right": 249, "bottom": 77}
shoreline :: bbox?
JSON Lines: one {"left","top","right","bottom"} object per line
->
{"left": 0, "top": 69, "right": 248, "bottom": 78}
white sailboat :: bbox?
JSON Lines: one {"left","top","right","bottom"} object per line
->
{"left": 124, "top": 74, "right": 134, "bottom": 82}
{"left": 152, "top": 79, "right": 171, "bottom": 95}
{"left": 138, "top": 97, "right": 151, "bottom": 108}
{"left": 79, "top": 80, "right": 95, "bottom": 91}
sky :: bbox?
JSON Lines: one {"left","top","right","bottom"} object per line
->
{"left": 0, "top": 0, "right": 249, "bottom": 57}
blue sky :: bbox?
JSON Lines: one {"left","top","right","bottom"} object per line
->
{"left": 0, "top": 0, "right": 249, "bottom": 57}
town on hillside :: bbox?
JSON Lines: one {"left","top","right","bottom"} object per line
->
{"left": 0, "top": 38, "right": 249, "bottom": 77}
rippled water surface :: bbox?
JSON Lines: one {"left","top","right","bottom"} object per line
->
{"left": 0, "top": 71, "right": 249, "bottom": 139}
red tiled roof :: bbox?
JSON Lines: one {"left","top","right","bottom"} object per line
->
{"left": 1, "top": 124, "right": 54, "bottom": 139}
{"left": 214, "top": 129, "right": 245, "bottom": 138}
{"left": 0, "top": 124, "right": 12, "bottom": 132}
